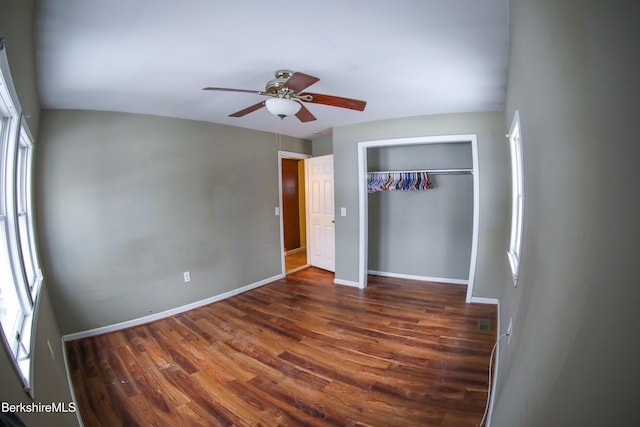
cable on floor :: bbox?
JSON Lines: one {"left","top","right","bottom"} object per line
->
{"left": 477, "top": 332, "right": 509, "bottom": 427}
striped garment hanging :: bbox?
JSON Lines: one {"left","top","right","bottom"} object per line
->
{"left": 367, "top": 171, "right": 434, "bottom": 192}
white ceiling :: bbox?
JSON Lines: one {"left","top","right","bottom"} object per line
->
{"left": 35, "top": 0, "right": 509, "bottom": 140}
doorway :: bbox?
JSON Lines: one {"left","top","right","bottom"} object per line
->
{"left": 357, "top": 135, "right": 479, "bottom": 302}
{"left": 279, "top": 151, "right": 311, "bottom": 274}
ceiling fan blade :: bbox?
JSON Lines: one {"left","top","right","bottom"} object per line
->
{"left": 203, "top": 87, "right": 268, "bottom": 96}
{"left": 229, "top": 100, "right": 266, "bottom": 117}
{"left": 295, "top": 102, "right": 316, "bottom": 122}
{"left": 282, "top": 72, "right": 320, "bottom": 93}
{"left": 300, "top": 92, "right": 367, "bottom": 111}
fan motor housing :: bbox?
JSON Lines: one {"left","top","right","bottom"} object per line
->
{"left": 265, "top": 70, "right": 294, "bottom": 94}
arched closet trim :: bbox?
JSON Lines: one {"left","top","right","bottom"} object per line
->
{"left": 357, "top": 134, "right": 479, "bottom": 303}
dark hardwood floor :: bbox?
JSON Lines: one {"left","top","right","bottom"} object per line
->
{"left": 65, "top": 268, "right": 497, "bottom": 426}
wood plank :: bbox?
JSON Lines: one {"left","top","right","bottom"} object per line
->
{"left": 66, "top": 267, "right": 497, "bottom": 426}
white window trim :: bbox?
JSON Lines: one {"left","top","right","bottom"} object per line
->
{"left": 0, "top": 38, "right": 42, "bottom": 396}
{"left": 507, "top": 111, "right": 524, "bottom": 287}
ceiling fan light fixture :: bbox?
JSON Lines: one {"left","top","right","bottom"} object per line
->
{"left": 265, "top": 97, "right": 301, "bottom": 119}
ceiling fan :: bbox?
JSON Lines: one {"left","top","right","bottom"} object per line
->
{"left": 203, "top": 70, "right": 366, "bottom": 122}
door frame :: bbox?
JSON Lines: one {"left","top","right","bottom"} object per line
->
{"left": 278, "top": 150, "right": 311, "bottom": 275}
{"left": 357, "top": 134, "right": 479, "bottom": 303}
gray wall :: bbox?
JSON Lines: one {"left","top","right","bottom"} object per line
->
{"left": 0, "top": 1, "right": 79, "bottom": 426}
{"left": 311, "top": 134, "right": 333, "bottom": 156}
{"left": 0, "top": 0, "right": 39, "bottom": 136}
{"left": 332, "top": 112, "right": 508, "bottom": 298}
{"left": 36, "top": 109, "right": 310, "bottom": 334}
{"left": 491, "top": 0, "right": 640, "bottom": 425}
{"left": 367, "top": 143, "right": 473, "bottom": 280}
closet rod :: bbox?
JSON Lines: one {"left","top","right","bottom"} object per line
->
{"left": 368, "top": 168, "right": 473, "bottom": 175}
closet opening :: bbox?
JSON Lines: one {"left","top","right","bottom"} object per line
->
{"left": 357, "top": 135, "right": 479, "bottom": 303}
{"left": 278, "top": 151, "right": 311, "bottom": 275}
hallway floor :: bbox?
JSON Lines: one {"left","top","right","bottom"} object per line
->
{"left": 285, "top": 248, "right": 308, "bottom": 274}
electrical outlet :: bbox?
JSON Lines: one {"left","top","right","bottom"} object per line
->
{"left": 183, "top": 271, "right": 191, "bottom": 283}
{"left": 507, "top": 318, "right": 513, "bottom": 344}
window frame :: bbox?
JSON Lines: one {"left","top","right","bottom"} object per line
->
{"left": 0, "top": 39, "right": 42, "bottom": 396}
{"left": 507, "top": 111, "right": 524, "bottom": 287}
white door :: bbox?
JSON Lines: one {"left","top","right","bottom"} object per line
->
{"left": 306, "top": 155, "right": 335, "bottom": 272}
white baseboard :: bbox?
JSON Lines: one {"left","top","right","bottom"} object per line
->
{"left": 367, "top": 270, "right": 469, "bottom": 286}
{"left": 333, "top": 278, "right": 360, "bottom": 288}
{"left": 62, "top": 273, "right": 285, "bottom": 341}
{"left": 486, "top": 299, "right": 502, "bottom": 426}
{"left": 471, "top": 297, "right": 499, "bottom": 305}
{"left": 61, "top": 339, "right": 85, "bottom": 427}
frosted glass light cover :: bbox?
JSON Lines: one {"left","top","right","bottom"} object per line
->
{"left": 265, "top": 98, "right": 301, "bottom": 118}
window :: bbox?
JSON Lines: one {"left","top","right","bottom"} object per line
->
{"left": 507, "top": 111, "right": 524, "bottom": 286}
{"left": 0, "top": 39, "right": 42, "bottom": 394}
